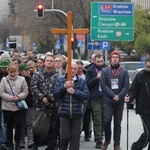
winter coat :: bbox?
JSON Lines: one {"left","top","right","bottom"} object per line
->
{"left": 53, "top": 75, "right": 90, "bottom": 118}
{"left": 100, "top": 65, "right": 129, "bottom": 104}
{"left": 0, "top": 75, "right": 28, "bottom": 111}
{"left": 24, "top": 76, "right": 33, "bottom": 107}
{"left": 30, "top": 68, "right": 59, "bottom": 108}
{"left": 86, "top": 63, "right": 107, "bottom": 100}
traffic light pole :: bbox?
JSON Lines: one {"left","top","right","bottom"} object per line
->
{"left": 34, "top": 9, "right": 67, "bottom": 17}
{"left": 44, "top": 9, "right": 67, "bottom": 17}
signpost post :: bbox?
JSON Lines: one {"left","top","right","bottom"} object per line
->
{"left": 91, "top": 2, "right": 134, "bottom": 41}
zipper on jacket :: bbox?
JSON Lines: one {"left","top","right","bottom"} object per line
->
{"left": 70, "top": 95, "right": 72, "bottom": 118}
{"left": 145, "top": 83, "right": 149, "bottom": 95}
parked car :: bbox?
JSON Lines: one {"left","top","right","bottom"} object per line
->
{"left": 75, "top": 60, "right": 90, "bottom": 67}
{"left": 120, "top": 61, "right": 144, "bottom": 77}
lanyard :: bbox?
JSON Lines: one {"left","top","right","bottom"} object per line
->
{"left": 95, "top": 67, "right": 99, "bottom": 74}
{"left": 110, "top": 65, "right": 121, "bottom": 77}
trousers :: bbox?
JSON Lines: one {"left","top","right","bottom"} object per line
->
{"left": 131, "top": 115, "right": 150, "bottom": 150}
{"left": 59, "top": 117, "right": 81, "bottom": 150}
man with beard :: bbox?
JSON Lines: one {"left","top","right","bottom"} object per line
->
{"left": 100, "top": 51, "right": 129, "bottom": 150}
{"left": 86, "top": 54, "right": 106, "bottom": 149}
{"left": 125, "top": 57, "right": 150, "bottom": 150}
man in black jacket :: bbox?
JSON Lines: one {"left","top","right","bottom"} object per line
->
{"left": 125, "top": 57, "right": 150, "bottom": 150}
{"left": 86, "top": 54, "right": 106, "bottom": 149}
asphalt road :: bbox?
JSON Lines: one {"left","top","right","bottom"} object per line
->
{"left": 23, "top": 106, "right": 148, "bottom": 150}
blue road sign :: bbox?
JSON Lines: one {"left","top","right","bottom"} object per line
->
{"left": 87, "top": 34, "right": 110, "bottom": 50}
{"left": 56, "top": 37, "right": 64, "bottom": 45}
{"left": 99, "top": 3, "right": 133, "bottom": 16}
{"left": 55, "top": 43, "right": 60, "bottom": 50}
{"left": 77, "top": 41, "right": 84, "bottom": 48}
{"left": 32, "top": 42, "right": 36, "bottom": 47}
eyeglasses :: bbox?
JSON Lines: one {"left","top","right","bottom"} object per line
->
{"left": 55, "top": 60, "right": 62, "bottom": 63}
{"left": 112, "top": 56, "right": 119, "bottom": 59}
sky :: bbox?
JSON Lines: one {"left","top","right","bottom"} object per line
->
{"left": 0, "top": 0, "right": 9, "bottom": 21}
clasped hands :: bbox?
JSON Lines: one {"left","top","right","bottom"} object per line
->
{"left": 12, "top": 96, "right": 19, "bottom": 102}
{"left": 64, "top": 81, "right": 75, "bottom": 94}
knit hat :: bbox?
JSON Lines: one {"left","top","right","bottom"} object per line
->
{"left": 110, "top": 51, "right": 121, "bottom": 61}
{"left": 19, "top": 63, "right": 30, "bottom": 71}
{"left": 0, "top": 59, "right": 10, "bottom": 68}
{"left": 1, "top": 52, "right": 11, "bottom": 62}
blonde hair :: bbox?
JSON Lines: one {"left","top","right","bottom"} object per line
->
{"left": 27, "top": 60, "right": 36, "bottom": 66}
{"left": 7, "top": 63, "right": 18, "bottom": 71}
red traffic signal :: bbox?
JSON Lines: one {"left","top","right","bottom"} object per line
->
{"left": 37, "top": 3, "right": 44, "bottom": 18}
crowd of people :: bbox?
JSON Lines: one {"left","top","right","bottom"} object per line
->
{"left": 0, "top": 49, "right": 149, "bottom": 150}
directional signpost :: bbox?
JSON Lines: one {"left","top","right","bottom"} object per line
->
{"left": 91, "top": 2, "right": 134, "bottom": 41}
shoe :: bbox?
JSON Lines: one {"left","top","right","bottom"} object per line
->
{"left": 31, "top": 145, "right": 38, "bottom": 150}
{"left": 1, "top": 147, "right": 8, "bottom": 150}
{"left": 131, "top": 142, "right": 141, "bottom": 150}
{"left": 95, "top": 141, "right": 102, "bottom": 149}
{"left": 7, "top": 143, "right": 14, "bottom": 150}
{"left": 1, "top": 144, "right": 8, "bottom": 150}
{"left": 15, "top": 144, "right": 21, "bottom": 150}
{"left": 28, "top": 140, "right": 34, "bottom": 149}
{"left": 20, "top": 142, "right": 25, "bottom": 148}
{"left": 85, "top": 137, "right": 90, "bottom": 141}
{"left": 101, "top": 141, "right": 110, "bottom": 150}
{"left": 84, "top": 135, "right": 90, "bottom": 141}
{"left": 28, "top": 144, "right": 34, "bottom": 149}
{"left": 45, "top": 148, "right": 54, "bottom": 150}
{"left": 114, "top": 145, "right": 121, "bottom": 150}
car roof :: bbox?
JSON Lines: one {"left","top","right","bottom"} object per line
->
{"left": 120, "top": 61, "right": 141, "bottom": 64}
{"left": 130, "top": 68, "right": 145, "bottom": 82}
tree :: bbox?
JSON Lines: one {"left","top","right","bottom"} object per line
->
{"left": 135, "top": 34, "right": 150, "bottom": 55}
{"left": 121, "top": 4, "right": 150, "bottom": 55}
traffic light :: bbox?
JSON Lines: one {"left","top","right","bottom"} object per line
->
{"left": 37, "top": 3, "right": 44, "bottom": 18}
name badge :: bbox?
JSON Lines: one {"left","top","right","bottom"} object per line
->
{"left": 111, "top": 79, "right": 119, "bottom": 89}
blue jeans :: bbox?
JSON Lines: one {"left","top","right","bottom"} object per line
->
{"left": 0, "top": 109, "right": 7, "bottom": 147}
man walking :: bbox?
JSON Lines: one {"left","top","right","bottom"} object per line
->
{"left": 31, "top": 55, "right": 59, "bottom": 150}
{"left": 125, "top": 57, "right": 150, "bottom": 150}
{"left": 100, "top": 51, "right": 129, "bottom": 150}
{"left": 86, "top": 54, "right": 106, "bottom": 149}
{"left": 53, "top": 61, "right": 90, "bottom": 150}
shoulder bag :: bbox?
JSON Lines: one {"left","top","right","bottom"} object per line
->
{"left": 32, "top": 108, "right": 51, "bottom": 135}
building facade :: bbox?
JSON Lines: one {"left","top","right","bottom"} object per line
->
{"left": 131, "top": 0, "right": 150, "bottom": 10}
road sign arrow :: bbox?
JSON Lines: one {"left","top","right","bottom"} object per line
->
{"left": 93, "top": 15, "right": 97, "bottom": 18}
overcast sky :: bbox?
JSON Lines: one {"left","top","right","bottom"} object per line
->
{"left": 0, "top": 0, "right": 9, "bottom": 21}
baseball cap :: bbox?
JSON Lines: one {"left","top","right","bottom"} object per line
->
{"left": 0, "top": 59, "right": 10, "bottom": 68}
{"left": 19, "top": 63, "right": 30, "bottom": 71}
